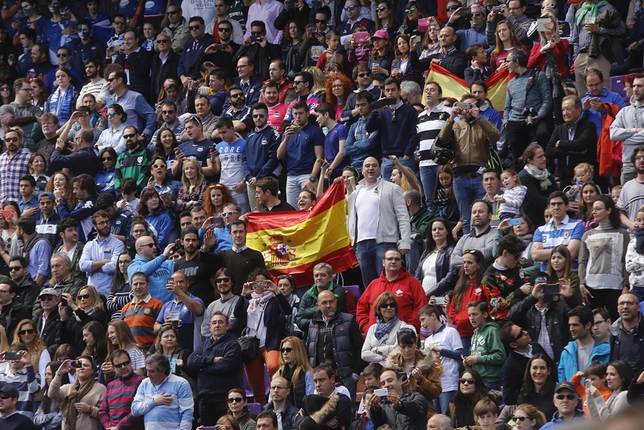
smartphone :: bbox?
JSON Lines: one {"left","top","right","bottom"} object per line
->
{"left": 456, "top": 102, "right": 472, "bottom": 110}
{"left": 374, "top": 388, "right": 388, "bottom": 397}
{"left": 369, "top": 97, "right": 397, "bottom": 111}
{"left": 291, "top": 125, "right": 301, "bottom": 134}
{"left": 460, "top": 8, "right": 472, "bottom": 20}
{"left": 170, "top": 241, "right": 182, "bottom": 253}
{"left": 0, "top": 210, "right": 13, "bottom": 217}
{"left": 214, "top": 43, "right": 225, "bottom": 51}
{"left": 508, "top": 218, "right": 522, "bottom": 226}
{"left": 435, "top": 296, "right": 446, "bottom": 305}
{"left": 4, "top": 352, "right": 21, "bottom": 360}
{"left": 353, "top": 32, "right": 368, "bottom": 44}
{"left": 413, "top": 35, "right": 421, "bottom": 44}
{"left": 61, "top": 297, "right": 68, "bottom": 306}
{"left": 250, "top": 35, "right": 262, "bottom": 43}
{"left": 543, "top": 284, "right": 560, "bottom": 296}
{"left": 253, "top": 280, "right": 267, "bottom": 290}
{"left": 67, "top": 360, "right": 82, "bottom": 369}
{"left": 537, "top": 17, "right": 550, "bottom": 33}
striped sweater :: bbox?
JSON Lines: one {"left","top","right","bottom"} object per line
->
{"left": 0, "top": 363, "right": 41, "bottom": 419}
{"left": 131, "top": 374, "right": 194, "bottom": 430}
{"left": 121, "top": 294, "right": 164, "bottom": 348}
{"left": 99, "top": 372, "right": 145, "bottom": 430}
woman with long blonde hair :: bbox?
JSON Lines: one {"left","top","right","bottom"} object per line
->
{"left": 276, "top": 335, "right": 314, "bottom": 408}
{"left": 175, "top": 159, "right": 208, "bottom": 213}
{"left": 489, "top": 20, "right": 527, "bottom": 75}
{"left": 13, "top": 319, "right": 51, "bottom": 381}
{"left": 58, "top": 285, "right": 106, "bottom": 356}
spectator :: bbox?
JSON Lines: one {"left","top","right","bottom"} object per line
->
{"left": 103, "top": 320, "right": 146, "bottom": 381}
{"left": 540, "top": 381, "right": 585, "bottom": 430}
{"left": 121, "top": 272, "right": 164, "bottom": 348}
{"left": 35, "top": 192, "right": 61, "bottom": 249}
{"left": 516, "top": 144, "right": 558, "bottom": 226}
{"left": 11, "top": 318, "right": 50, "bottom": 384}
{"left": 104, "top": 70, "right": 156, "bottom": 143}
{"left": 581, "top": 69, "right": 626, "bottom": 140}
{"left": 33, "top": 361, "right": 62, "bottom": 430}
{"left": 463, "top": 301, "right": 505, "bottom": 390}
{"left": 450, "top": 200, "right": 496, "bottom": 270}
{"left": 344, "top": 90, "right": 380, "bottom": 172}
{"left": 296, "top": 263, "right": 347, "bottom": 332}
{"left": 0, "top": 386, "right": 37, "bottom": 430}
{"left": 149, "top": 325, "right": 194, "bottom": 380}
{"left": 96, "top": 192, "right": 133, "bottom": 242}
{"left": 263, "top": 389, "right": 297, "bottom": 430}
{"left": 611, "top": 76, "right": 644, "bottom": 186}
{"left": 586, "top": 360, "right": 634, "bottom": 421}
{"left": 255, "top": 177, "right": 296, "bottom": 212}
{"left": 17, "top": 176, "right": 38, "bottom": 221}
{"left": 446, "top": 4, "right": 487, "bottom": 52}
{"left": 0, "top": 343, "right": 41, "bottom": 419}
{"left": 0, "top": 126, "right": 32, "bottom": 205}
{"left": 235, "top": 25, "right": 282, "bottom": 83}
{"left": 106, "top": 252, "right": 133, "bottom": 321}
{"left": 115, "top": 127, "right": 153, "bottom": 194}
{"left": 609, "top": 293, "right": 644, "bottom": 377}
{"left": 8, "top": 256, "right": 39, "bottom": 310}
{"left": 225, "top": 388, "right": 257, "bottom": 430}
{"left": 76, "top": 59, "right": 109, "bottom": 109}
{"left": 206, "top": 0, "right": 244, "bottom": 45}
{"left": 488, "top": 0, "right": 535, "bottom": 49}
{"left": 41, "top": 252, "right": 84, "bottom": 309}
{"left": 33, "top": 288, "right": 62, "bottom": 356}
{"left": 55, "top": 174, "right": 98, "bottom": 243}
{"left": 276, "top": 336, "right": 314, "bottom": 409}
{"left": 159, "top": 5, "right": 190, "bottom": 54}
{"left": 57, "top": 285, "right": 106, "bottom": 355}
{"left": 0, "top": 279, "right": 32, "bottom": 339}
{"left": 138, "top": 189, "right": 174, "bottom": 249}
{"left": 592, "top": 307, "right": 612, "bottom": 344}
{"left": 98, "top": 349, "right": 145, "bottom": 430}
{"left": 128, "top": 236, "right": 175, "bottom": 303}
{"left": 178, "top": 16, "right": 215, "bottom": 86}
{"left": 305, "top": 364, "right": 353, "bottom": 428}
{"left": 112, "top": 29, "right": 154, "bottom": 102}
{"left": 516, "top": 354, "right": 556, "bottom": 421}
{"left": 448, "top": 369, "right": 490, "bottom": 429}
{"left": 43, "top": 68, "right": 78, "bottom": 128}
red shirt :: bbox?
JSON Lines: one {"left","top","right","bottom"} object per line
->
{"left": 268, "top": 103, "right": 288, "bottom": 134}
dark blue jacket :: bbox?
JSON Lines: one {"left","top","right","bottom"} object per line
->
{"left": 235, "top": 293, "right": 292, "bottom": 352}
{"left": 72, "top": 38, "right": 105, "bottom": 73}
{"left": 244, "top": 125, "right": 281, "bottom": 179}
{"left": 265, "top": 400, "right": 299, "bottom": 430}
{"left": 178, "top": 34, "right": 216, "bottom": 80}
{"left": 365, "top": 103, "right": 418, "bottom": 158}
{"left": 187, "top": 332, "right": 244, "bottom": 398}
{"left": 50, "top": 146, "right": 101, "bottom": 177}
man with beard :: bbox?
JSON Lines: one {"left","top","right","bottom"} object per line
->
{"left": 25, "top": 43, "right": 54, "bottom": 82}
{"left": 98, "top": 349, "right": 145, "bottom": 430}
{"left": 34, "top": 113, "right": 59, "bottom": 166}
{"left": 201, "top": 270, "right": 242, "bottom": 338}
{"left": 450, "top": 200, "right": 496, "bottom": 269}
{"left": 76, "top": 59, "right": 110, "bottom": 109}
{"left": 0, "top": 79, "right": 43, "bottom": 150}
{"left": 260, "top": 82, "right": 287, "bottom": 135}
{"left": 0, "top": 127, "right": 32, "bottom": 204}
{"left": 173, "top": 115, "right": 216, "bottom": 178}
{"left": 79, "top": 211, "right": 125, "bottom": 295}
{"left": 114, "top": 126, "right": 152, "bottom": 193}
{"left": 50, "top": 127, "right": 101, "bottom": 177}
{"left": 8, "top": 256, "right": 39, "bottom": 310}
{"left": 105, "top": 70, "right": 157, "bottom": 143}
{"left": 178, "top": 95, "right": 218, "bottom": 143}
{"left": 71, "top": 19, "right": 104, "bottom": 74}
{"left": 611, "top": 74, "right": 644, "bottom": 185}
{"left": 220, "top": 85, "right": 254, "bottom": 137}
{"left": 175, "top": 227, "right": 217, "bottom": 306}
{"left": 200, "top": 20, "right": 240, "bottom": 81}
{"left": 15, "top": 217, "right": 51, "bottom": 287}
{"left": 618, "top": 146, "right": 644, "bottom": 231}
{"left": 266, "top": 59, "right": 295, "bottom": 105}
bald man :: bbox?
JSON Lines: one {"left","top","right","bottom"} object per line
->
{"left": 128, "top": 236, "right": 176, "bottom": 302}
{"left": 265, "top": 376, "right": 298, "bottom": 430}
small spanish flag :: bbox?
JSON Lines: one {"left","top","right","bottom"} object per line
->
{"left": 425, "top": 64, "right": 510, "bottom": 112}
{"left": 245, "top": 182, "right": 358, "bottom": 286}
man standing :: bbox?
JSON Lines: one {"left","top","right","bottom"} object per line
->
{"left": 34, "top": 113, "right": 58, "bottom": 164}
{"left": 128, "top": 237, "right": 175, "bottom": 303}
{"left": 52, "top": 219, "right": 85, "bottom": 279}
{"left": 220, "top": 86, "right": 254, "bottom": 137}
{"left": 234, "top": 25, "right": 282, "bottom": 82}
{"left": 228, "top": 56, "right": 263, "bottom": 108}
{"left": 262, "top": 81, "right": 288, "bottom": 135}
{"left": 254, "top": 177, "right": 295, "bottom": 212}
{"left": 424, "top": 26, "right": 468, "bottom": 78}
{"left": 338, "top": 0, "right": 374, "bottom": 44}
{"left": 96, "top": 193, "right": 132, "bottom": 243}
{"left": 8, "top": 257, "right": 38, "bottom": 310}
{"left": 546, "top": 96, "right": 597, "bottom": 188}
{"left": 356, "top": 248, "right": 425, "bottom": 332}
{"left": 132, "top": 354, "right": 193, "bottom": 430}
{"left": 581, "top": 69, "right": 626, "bottom": 139}
{"left": 296, "top": 263, "right": 348, "bottom": 332}
{"left": 16, "top": 217, "right": 50, "bottom": 287}
{"left": 111, "top": 29, "right": 153, "bottom": 102}
{"left": 178, "top": 17, "right": 215, "bottom": 86}
{"left": 206, "top": 0, "right": 243, "bottom": 44}
{"left": 201, "top": 275, "right": 243, "bottom": 339}
{"left": 72, "top": 21, "right": 105, "bottom": 76}
{"left": 44, "top": 47, "right": 82, "bottom": 93}
{"left": 114, "top": 126, "right": 152, "bottom": 193}
{"left": 341, "top": 65, "right": 382, "bottom": 125}
{"left": 540, "top": 382, "right": 585, "bottom": 430}
{"left": 56, "top": 175, "right": 98, "bottom": 243}
{"left": 417, "top": 81, "right": 451, "bottom": 209}
{"left": 35, "top": 192, "right": 60, "bottom": 248}
{"left": 608, "top": 293, "right": 644, "bottom": 376}
{"left": 344, "top": 90, "right": 380, "bottom": 171}
{"left": 173, "top": 116, "right": 216, "bottom": 178}
{"left": 175, "top": 228, "right": 216, "bottom": 306}
{"left": 244, "top": 0, "right": 285, "bottom": 44}
{"left": 0, "top": 126, "right": 32, "bottom": 204}
{"left": 450, "top": 200, "right": 496, "bottom": 270}
{"left": 283, "top": 72, "right": 321, "bottom": 127}
{"left": 105, "top": 70, "right": 156, "bottom": 142}
{"left": 264, "top": 378, "right": 298, "bottom": 430}
{"left": 79, "top": 211, "right": 125, "bottom": 296}
{"left": 558, "top": 306, "right": 609, "bottom": 382}
{"left": 0, "top": 79, "right": 43, "bottom": 149}
{"left": 446, "top": 3, "right": 487, "bottom": 51}
{"left": 99, "top": 349, "right": 145, "bottom": 430}
{"left": 367, "top": 369, "right": 429, "bottom": 430}
{"left": 150, "top": 35, "right": 181, "bottom": 101}
{"left": 187, "top": 312, "right": 243, "bottom": 425}
{"left": 267, "top": 60, "right": 295, "bottom": 105}
{"left": 611, "top": 74, "right": 644, "bottom": 185}
{"left": 214, "top": 117, "right": 250, "bottom": 213}
{"left": 470, "top": 80, "right": 503, "bottom": 151}
{"left": 532, "top": 192, "right": 584, "bottom": 272}
{"left": 121, "top": 272, "right": 164, "bottom": 348}
{"left": 277, "top": 101, "right": 325, "bottom": 207}
{"left": 50, "top": 128, "right": 101, "bottom": 177}
{"left": 0, "top": 386, "right": 36, "bottom": 430}
{"left": 347, "top": 157, "right": 411, "bottom": 287}
{"left": 315, "top": 103, "right": 349, "bottom": 179}
{"left": 25, "top": 43, "right": 54, "bottom": 82}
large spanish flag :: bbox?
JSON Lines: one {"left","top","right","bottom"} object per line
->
{"left": 425, "top": 64, "right": 510, "bottom": 112}
{"left": 245, "top": 182, "right": 358, "bottom": 286}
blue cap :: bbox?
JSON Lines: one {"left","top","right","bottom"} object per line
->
{"left": 38, "top": 192, "right": 55, "bottom": 202}
{"left": 554, "top": 381, "right": 577, "bottom": 394}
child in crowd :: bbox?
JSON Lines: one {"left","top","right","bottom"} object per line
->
{"left": 464, "top": 301, "right": 505, "bottom": 391}
{"left": 495, "top": 169, "right": 527, "bottom": 221}
{"left": 464, "top": 44, "right": 488, "bottom": 86}
{"left": 361, "top": 362, "right": 383, "bottom": 389}
{"left": 316, "top": 29, "right": 349, "bottom": 75}
{"left": 432, "top": 164, "right": 460, "bottom": 229}
{"left": 564, "top": 162, "right": 594, "bottom": 204}
{"left": 625, "top": 206, "right": 644, "bottom": 302}
{"left": 117, "top": 177, "right": 140, "bottom": 215}
{"left": 571, "top": 361, "right": 612, "bottom": 417}
{"left": 611, "top": 185, "right": 622, "bottom": 205}
{"left": 346, "top": 26, "right": 372, "bottom": 66}
{"left": 474, "top": 397, "right": 501, "bottom": 430}
{"left": 420, "top": 304, "right": 465, "bottom": 415}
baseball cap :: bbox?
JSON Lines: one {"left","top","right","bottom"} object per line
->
{"left": 0, "top": 386, "right": 19, "bottom": 398}
{"left": 39, "top": 192, "right": 55, "bottom": 202}
{"left": 554, "top": 381, "right": 577, "bottom": 394}
{"left": 38, "top": 288, "right": 60, "bottom": 298}
{"left": 372, "top": 29, "right": 389, "bottom": 40}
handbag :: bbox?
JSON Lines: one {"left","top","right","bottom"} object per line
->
{"left": 238, "top": 327, "right": 260, "bottom": 362}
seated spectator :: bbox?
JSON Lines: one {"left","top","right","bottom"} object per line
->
{"left": 0, "top": 385, "right": 37, "bottom": 430}
{"left": 449, "top": 369, "right": 491, "bottom": 429}
{"left": 9, "top": 256, "right": 39, "bottom": 310}
{"left": 276, "top": 335, "right": 314, "bottom": 409}
{"left": 16, "top": 216, "right": 51, "bottom": 288}
{"left": 516, "top": 354, "right": 556, "bottom": 420}
{"left": 296, "top": 262, "right": 347, "bottom": 332}
{"left": 98, "top": 349, "right": 145, "bottom": 430}
{"left": 586, "top": 360, "right": 634, "bottom": 421}
{"left": 150, "top": 325, "right": 194, "bottom": 380}
{"left": 57, "top": 285, "right": 106, "bottom": 355}
{"left": 12, "top": 318, "right": 50, "bottom": 384}
{"left": 102, "top": 320, "right": 146, "bottom": 382}
{"left": 473, "top": 398, "right": 500, "bottom": 430}
{"left": 0, "top": 343, "right": 41, "bottom": 419}
{"left": 0, "top": 279, "right": 33, "bottom": 339}
{"left": 540, "top": 381, "right": 585, "bottom": 430}
{"left": 81, "top": 321, "right": 108, "bottom": 370}
{"left": 33, "top": 361, "right": 63, "bottom": 430}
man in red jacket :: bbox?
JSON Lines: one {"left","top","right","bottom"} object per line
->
{"left": 356, "top": 248, "right": 427, "bottom": 333}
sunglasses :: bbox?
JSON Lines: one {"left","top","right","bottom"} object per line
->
{"left": 189, "top": 25, "right": 202, "bottom": 30}
{"left": 161, "top": 110, "right": 175, "bottom": 114}
{"left": 8, "top": 266, "right": 23, "bottom": 271}
{"left": 39, "top": 296, "right": 55, "bottom": 301}
{"left": 152, "top": 164, "right": 166, "bottom": 168}
{"left": 227, "top": 397, "right": 244, "bottom": 403}
{"left": 215, "top": 277, "right": 231, "bottom": 283}
{"left": 107, "top": 112, "right": 117, "bottom": 117}
{"left": 78, "top": 294, "right": 91, "bottom": 300}
{"left": 123, "top": 133, "right": 136, "bottom": 139}
{"left": 315, "top": 19, "right": 327, "bottom": 24}
{"left": 166, "top": 10, "right": 178, "bottom": 15}
{"left": 293, "top": 80, "right": 304, "bottom": 85}
{"left": 472, "top": 12, "right": 482, "bottom": 17}
{"left": 230, "top": 93, "right": 244, "bottom": 99}
{"left": 57, "top": 53, "right": 68, "bottom": 57}
{"left": 555, "top": 394, "right": 577, "bottom": 400}
{"left": 140, "top": 243, "right": 156, "bottom": 248}
{"left": 280, "top": 347, "right": 293, "bottom": 353}
{"left": 514, "top": 329, "right": 525, "bottom": 342}
{"left": 157, "top": 39, "right": 170, "bottom": 43}
{"left": 113, "top": 21, "right": 126, "bottom": 25}
{"left": 405, "top": 7, "right": 416, "bottom": 13}
{"left": 376, "top": 6, "right": 387, "bottom": 11}
{"left": 222, "top": 211, "right": 238, "bottom": 216}
{"left": 344, "top": 5, "right": 356, "bottom": 10}
{"left": 0, "top": 87, "right": 9, "bottom": 91}
{"left": 106, "top": 78, "right": 116, "bottom": 83}
{"left": 512, "top": 416, "right": 531, "bottom": 422}
{"left": 102, "top": 157, "right": 113, "bottom": 161}
{"left": 0, "top": 394, "right": 12, "bottom": 399}
{"left": 446, "top": 6, "right": 458, "bottom": 11}
{"left": 114, "top": 360, "right": 131, "bottom": 368}
{"left": 379, "top": 302, "right": 396, "bottom": 309}
{"left": 252, "top": 114, "right": 266, "bottom": 118}
{"left": 459, "top": 378, "right": 475, "bottom": 384}
{"left": 357, "top": 72, "right": 370, "bottom": 78}
{"left": 5, "top": 137, "right": 19, "bottom": 143}
{"left": 219, "top": 27, "right": 232, "bottom": 32}
{"left": 19, "top": 329, "right": 35, "bottom": 335}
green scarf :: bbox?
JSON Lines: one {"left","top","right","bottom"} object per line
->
{"left": 576, "top": 0, "right": 610, "bottom": 26}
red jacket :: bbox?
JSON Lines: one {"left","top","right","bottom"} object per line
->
{"left": 527, "top": 39, "right": 569, "bottom": 75}
{"left": 356, "top": 268, "right": 427, "bottom": 333}
{"left": 448, "top": 278, "right": 488, "bottom": 338}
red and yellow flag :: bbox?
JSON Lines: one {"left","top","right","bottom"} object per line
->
{"left": 245, "top": 182, "right": 358, "bottom": 286}
{"left": 425, "top": 64, "right": 510, "bottom": 112}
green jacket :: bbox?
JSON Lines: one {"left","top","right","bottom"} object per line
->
{"left": 115, "top": 145, "right": 152, "bottom": 191}
{"left": 295, "top": 281, "right": 347, "bottom": 332}
{"left": 470, "top": 321, "right": 506, "bottom": 382}
{"left": 409, "top": 206, "right": 434, "bottom": 240}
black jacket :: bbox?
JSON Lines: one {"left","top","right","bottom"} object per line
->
{"left": 150, "top": 49, "right": 182, "bottom": 103}
{"left": 609, "top": 316, "right": 644, "bottom": 377}
{"left": 0, "top": 300, "right": 32, "bottom": 340}
{"left": 416, "top": 49, "right": 468, "bottom": 79}
{"left": 233, "top": 42, "right": 282, "bottom": 81}
{"left": 187, "top": 333, "right": 244, "bottom": 397}
{"left": 34, "top": 308, "right": 61, "bottom": 356}
{"left": 16, "top": 274, "right": 40, "bottom": 310}
{"left": 113, "top": 48, "right": 154, "bottom": 102}
{"left": 370, "top": 391, "right": 429, "bottom": 430}
{"left": 502, "top": 342, "right": 548, "bottom": 405}
{"left": 545, "top": 118, "right": 597, "bottom": 187}
{"left": 415, "top": 245, "right": 457, "bottom": 297}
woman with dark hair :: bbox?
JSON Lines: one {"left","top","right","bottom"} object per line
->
{"left": 49, "top": 355, "right": 106, "bottom": 430}
{"left": 82, "top": 321, "right": 107, "bottom": 368}
{"left": 138, "top": 188, "right": 174, "bottom": 248}
{"left": 144, "top": 156, "right": 182, "bottom": 210}
{"left": 107, "top": 252, "right": 132, "bottom": 320}
{"left": 576, "top": 182, "right": 601, "bottom": 230}
{"left": 516, "top": 354, "right": 556, "bottom": 420}
{"left": 579, "top": 195, "right": 630, "bottom": 319}
{"left": 34, "top": 360, "right": 64, "bottom": 430}
{"left": 517, "top": 144, "right": 558, "bottom": 227}
{"left": 374, "top": 1, "right": 398, "bottom": 39}
{"left": 282, "top": 20, "right": 304, "bottom": 79}
{"left": 44, "top": 68, "right": 78, "bottom": 127}
{"left": 96, "top": 104, "right": 127, "bottom": 155}
{"left": 150, "top": 325, "right": 193, "bottom": 378}
{"left": 416, "top": 217, "right": 457, "bottom": 297}
{"left": 447, "top": 249, "right": 487, "bottom": 353}
{"left": 277, "top": 275, "right": 300, "bottom": 337}
{"left": 587, "top": 360, "right": 634, "bottom": 420}
{"left": 449, "top": 369, "right": 491, "bottom": 429}
{"left": 391, "top": 34, "right": 422, "bottom": 85}
{"left": 546, "top": 246, "right": 581, "bottom": 301}
{"left": 95, "top": 147, "right": 117, "bottom": 195}
{"left": 398, "top": 1, "right": 426, "bottom": 35}
{"left": 368, "top": 30, "right": 395, "bottom": 77}
{"left": 29, "top": 152, "right": 49, "bottom": 196}
{"left": 0, "top": 83, "right": 14, "bottom": 106}
{"left": 226, "top": 387, "right": 256, "bottom": 430}
{"left": 58, "top": 285, "right": 106, "bottom": 355}
{"left": 153, "top": 129, "right": 179, "bottom": 173}
{"left": 362, "top": 292, "right": 415, "bottom": 365}
{"left": 30, "top": 78, "right": 48, "bottom": 109}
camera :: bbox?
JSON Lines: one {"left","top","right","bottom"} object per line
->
{"left": 522, "top": 107, "right": 538, "bottom": 124}
{"left": 170, "top": 241, "right": 182, "bottom": 253}
{"left": 214, "top": 43, "right": 225, "bottom": 51}
{"left": 493, "top": 5, "right": 502, "bottom": 13}
{"left": 250, "top": 35, "right": 262, "bottom": 43}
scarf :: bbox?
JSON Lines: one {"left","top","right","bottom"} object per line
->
{"left": 22, "top": 232, "right": 46, "bottom": 265}
{"left": 453, "top": 393, "right": 476, "bottom": 428}
{"left": 60, "top": 378, "right": 96, "bottom": 430}
{"left": 48, "top": 85, "right": 74, "bottom": 127}
{"left": 635, "top": 227, "right": 644, "bottom": 254}
{"left": 542, "top": 40, "right": 561, "bottom": 98}
{"left": 374, "top": 315, "right": 399, "bottom": 340}
{"left": 248, "top": 290, "right": 274, "bottom": 314}
{"left": 576, "top": 0, "right": 610, "bottom": 26}
{"left": 523, "top": 164, "right": 552, "bottom": 190}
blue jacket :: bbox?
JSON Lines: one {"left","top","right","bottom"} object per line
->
{"left": 244, "top": 125, "right": 282, "bottom": 179}
{"left": 50, "top": 146, "right": 101, "bottom": 177}
{"left": 557, "top": 338, "right": 610, "bottom": 382}
{"left": 128, "top": 254, "right": 175, "bottom": 303}
{"left": 186, "top": 333, "right": 243, "bottom": 397}
{"left": 344, "top": 117, "right": 380, "bottom": 170}
{"left": 540, "top": 409, "right": 585, "bottom": 430}
{"left": 581, "top": 87, "right": 627, "bottom": 138}
{"left": 145, "top": 209, "right": 174, "bottom": 248}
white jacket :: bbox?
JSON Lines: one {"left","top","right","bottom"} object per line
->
{"left": 625, "top": 238, "right": 644, "bottom": 287}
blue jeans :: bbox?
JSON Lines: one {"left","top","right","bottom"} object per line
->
{"left": 232, "top": 189, "right": 250, "bottom": 214}
{"left": 355, "top": 239, "right": 396, "bottom": 287}
{"left": 381, "top": 157, "right": 417, "bottom": 182}
{"left": 406, "top": 239, "right": 424, "bottom": 276}
{"left": 453, "top": 173, "right": 485, "bottom": 235}
{"left": 434, "top": 390, "right": 457, "bottom": 415}
{"left": 484, "top": 380, "right": 501, "bottom": 391}
{"left": 419, "top": 164, "right": 439, "bottom": 210}
{"left": 286, "top": 174, "right": 309, "bottom": 208}
{"left": 632, "top": 286, "right": 644, "bottom": 303}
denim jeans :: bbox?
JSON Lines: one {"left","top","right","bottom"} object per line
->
{"left": 622, "top": 165, "right": 636, "bottom": 185}
{"left": 355, "top": 239, "right": 396, "bottom": 287}
{"left": 232, "top": 188, "right": 250, "bottom": 214}
{"left": 419, "top": 164, "right": 439, "bottom": 210}
{"left": 631, "top": 286, "right": 644, "bottom": 303}
{"left": 381, "top": 157, "right": 417, "bottom": 182}
{"left": 434, "top": 390, "right": 457, "bottom": 415}
{"left": 286, "top": 174, "right": 310, "bottom": 207}
{"left": 406, "top": 239, "right": 424, "bottom": 276}
{"left": 453, "top": 174, "right": 485, "bottom": 235}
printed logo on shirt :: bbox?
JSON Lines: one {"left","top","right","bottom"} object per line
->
{"left": 395, "top": 289, "right": 403, "bottom": 297}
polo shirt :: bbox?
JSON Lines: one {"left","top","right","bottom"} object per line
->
{"left": 284, "top": 123, "right": 325, "bottom": 176}
{"left": 157, "top": 293, "right": 205, "bottom": 351}
{"left": 121, "top": 294, "right": 164, "bottom": 348}
{"left": 533, "top": 215, "right": 585, "bottom": 271}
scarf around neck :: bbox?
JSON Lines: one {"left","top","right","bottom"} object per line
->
{"left": 523, "top": 164, "right": 552, "bottom": 190}
{"left": 60, "top": 377, "right": 96, "bottom": 430}
{"left": 48, "top": 85, "right": 74, "bottom": 126}
{"left": 374, "top": 315, "right": 399, "bottom": 340}
{"left": 576, "top": 0, "right": 610, "bottom": 26}
{"left": 248, "top": 290, "right": 274, "bottom": 314}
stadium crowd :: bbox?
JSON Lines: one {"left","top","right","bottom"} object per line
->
{"left": 0, "top": 0, "right": 644, "bottom": 430}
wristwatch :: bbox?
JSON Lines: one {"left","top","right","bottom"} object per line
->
{"left": 309, "top": 176, "right": 316, "bottom": 182}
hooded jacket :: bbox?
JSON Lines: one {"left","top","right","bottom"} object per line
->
{"left": 557, "top": 337, "right": 610, "bottom": 383}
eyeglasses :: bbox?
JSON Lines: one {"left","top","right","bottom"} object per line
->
{"left": 19, "top": 329, "right": 35, "bottom": 335}
{"left": 123, "top": 133, "right": 136, "bottom": 139}
{"left": 189, "top": 25, "right": 202, "bottom": 30}
{"left": 236, "top": 64, "right": 250, "bottom": 70}
{"left": 357, "top": 72, "right": 370, "bottom": 78}
{"left": 222, "top": 211, "right": 239, "bottom": 216}
{"left": 344, "top": 5, "right": 356, "bottom": 10}
{"left": 252, "top": 114, "right": 266, "bottom": 118}
{"left": 376, "top": 6, "right": 387, "bottom": 11}
{"left": 78, "top": 294, "right": 91, "bottom": 300}
{"left": 8, "top": 266, "right": 23, "bottom": 271}
{"left": 166, "top": 10, "right": 179, "bottom": 15}
{"left": 446, "top": 6, "right": 459, "bottom": 11}
{"left": 379, "top": 302, "right": 396, "bottom": 309}
{"left": 555, "top": 394, "right": 577, "bottom": 400}
{"left": 280, "top": 347, "right": 293, "bottom": 353}
{"left": 219, "top": 27, "right": 232, "bottom": 32}
{"left": 227, "top": 397, "right": 244, "bottom": 403}
{"left": 113, "top": 21, "right": 126, "bottom": 25}
{"left": 215, "top": 277, "right": 231, "bottom": 283}
{"left": 114, "top": 360, "right": 131, "bottom": 368}
{"left": 405, "top": 7, "right": 416, "bottom": 13}
{"left": 161, "top": 110, "right": 175, "bottom": 114}
{"left": 459, "top": 378, "right": 475, "bottom": 384}
{"left": 472, "top": 12, "right": 482, "bottom": 17}
{"left": 140, "top": 243, "right": 156, "bottom": 248}
{"left": 315, "top": 19, "right": 327, "bottom": 24}
{"left": 102, "top": 157, "right": 113, "bottom": 161}
{"left": 230, "top": 93, "right": 244, "bottom": 99}
{"left": 106, "top": 78, "right": 116, "bottom": 83}
{"left": 512, "top": 416, "right": 531, "bottom": 422}
{"left": 592, "top": 320, "right": 606, "bottom": 327}
{"left": 19, "top": 87, "right": 34, "bottom": 92}
{"left": 57, "top": 53, "right": 68, "bottom": 57}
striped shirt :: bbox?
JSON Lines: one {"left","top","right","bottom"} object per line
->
{"left": 533, "top": 215, "right": 585, "bottom": 271}
{"left": 417, "top": 104, "right": 451, "bottom": 167}
{"left": 0, "top": 148, "right": 31, "bottom": 204}
{"left": 0, "top": 363, "right": 41, "bottom": 419}
{"left": 121, "top": 294, "right": 164, "bottom": 348}
{"left": 131, "top": 374, "right": 194, "bottom": 430}
{"left": 99, "top": 372, "right": 145, "bottom": 429}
